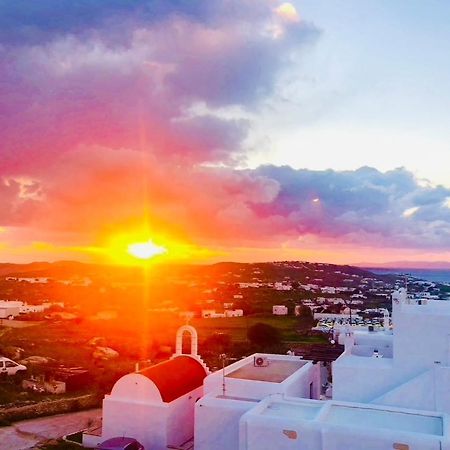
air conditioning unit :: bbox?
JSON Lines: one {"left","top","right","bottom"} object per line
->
{"left": 254, "top": 356, "right": 269, "bottom": 367}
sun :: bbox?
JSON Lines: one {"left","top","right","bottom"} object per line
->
{"left": 127, "top": 240, "right": 167, "bottom": 260}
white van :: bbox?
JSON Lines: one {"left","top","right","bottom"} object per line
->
{"left": 0, "top": 357, "right": 27, "bottom": 376}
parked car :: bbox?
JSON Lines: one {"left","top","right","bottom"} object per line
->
{"left": 97, "top": 437, "right": 144, "bottom": 450}
{"left": 0, "top": 357, "right": 27, "bottom": 376}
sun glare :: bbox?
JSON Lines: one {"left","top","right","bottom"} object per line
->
{"left": 127, "top": 240, "right": 167, "bottom": 260}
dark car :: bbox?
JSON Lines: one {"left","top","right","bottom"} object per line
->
{"left": 97, "top": 437, "right": 144, "bottom": 450}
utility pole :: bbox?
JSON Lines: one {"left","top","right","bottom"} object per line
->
{"left": 219, "top": 353, "right": 227, "bottom": 396}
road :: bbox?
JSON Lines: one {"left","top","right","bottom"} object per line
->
{"left": 0, "top": 408, "right": 101, "bottom": 449}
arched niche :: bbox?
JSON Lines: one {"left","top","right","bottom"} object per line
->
{"left": 175, "top": 325, "right": 198, "bottom": 356}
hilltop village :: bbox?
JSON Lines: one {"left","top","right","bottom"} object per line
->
{"left": 0, "top": 261, "right": 449, "bottom": 425}
{"left": 1, "top": 260, "right": 448, "bottom": 321}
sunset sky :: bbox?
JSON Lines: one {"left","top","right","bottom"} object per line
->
{"left": 1, "top": 0, "right": 450, "bottom": 266}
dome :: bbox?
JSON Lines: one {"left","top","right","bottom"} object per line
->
{"left": 138, "top": 355, "right": 207, "bottom": 402}
{"left": 111, "top": 355, "right": 207, "bottom": 404}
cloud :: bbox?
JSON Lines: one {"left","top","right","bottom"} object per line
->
{"left": 250, "top": 165, "right": 450, "bottom": 249}
{"left": 5, "top": 144, "right": 450, "bottom": 255}
{"left": 0, "top": 177, "right": 43, "bottom": 226}
{"left": 2, "top": 2, "right": 450, "bottom": 261}
{"left": 0, "top": 1, "right": 217, "bottom": 45}
{"left": 0, "top": 0, "right": 318, "bottom": 174}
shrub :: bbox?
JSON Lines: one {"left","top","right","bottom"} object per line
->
{"left": 247, "top": 323, "right": 281, "bottom": 350}
{"left": 202, "top": 333, "right": 232, "bottom": 354}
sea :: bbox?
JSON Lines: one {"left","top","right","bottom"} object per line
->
{"left": 369, "top": 268, "right": 450, "bottom": 284}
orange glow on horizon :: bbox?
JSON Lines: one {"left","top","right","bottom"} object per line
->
{"left": 97, "top": 229, "right": 222, "bottom": 266}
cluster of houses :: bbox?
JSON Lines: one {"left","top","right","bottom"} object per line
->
{"left": 235, "top": 261, "right": 447, "bottom": 302}
{"left": 0, "top": 300, "right": 59, "bottom": 319}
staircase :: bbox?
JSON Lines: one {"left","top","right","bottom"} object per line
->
{"left": 167, "top": 437, "right": 194, "bottom": 450}
{"left": 370, "top": 369, "right": 435, "bottom": 411}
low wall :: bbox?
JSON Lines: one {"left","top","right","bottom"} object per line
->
{"left": 0, "top": 393, "right": 101, "bottom": 424}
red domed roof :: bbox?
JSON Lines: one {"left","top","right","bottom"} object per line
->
{"left": 138, "top": 355, "right": 207, "bottom": 403}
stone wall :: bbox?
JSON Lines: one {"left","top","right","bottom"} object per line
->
{"left": 0, "top": 393, "right": 101, "bottom": 423}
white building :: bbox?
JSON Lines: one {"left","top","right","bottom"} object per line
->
{"left": 201, "top": 309, "right": 224, "bottom": 318}
{"left": 273, "top": 305, "right": 288, "bottom": 315}
{"left": 314, "top": 312, "right": 362, "bottom": 321}
{"left": 224, "top": 309, "right": 244, "bottom": 317}
{"left": 321, "top": 286, "right": 337, "bottom": 294}
{"left": 6, "top": 277, "right": 50, "bottom": 283}
{"left": 86, "top": 288, "right": 450, "bottom": 450}
{"left": 300, "top": 283, "right": 320, "bottom": 291}
{"left": 333, "top": 288, "right": 450, "bottom": 412}
{"left": 0, "top": 301, "right": 22, "bottom": 319}
{"left": 0, "top": 300, "right": 54, "bottom": 316}
{"left": 202, "top": 309, "right": 242, "bottom": 318}
{"left": 238, "top": 282, "right": 262, "bottom": 288}
{"left": 84, "top": 326, "right": 209, "bottom": 450}
{"left": 274, "top": 282, "right": 292, "bottom": 291}
{"left": 20, "top": 303, "right": 50, "bottom": 314}
{"left": 195, "top": 354, "right": 320, "bottom": 449}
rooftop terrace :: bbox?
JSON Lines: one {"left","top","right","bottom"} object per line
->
{"left": 226, "top": 359, "right": 307, "bottom": 383}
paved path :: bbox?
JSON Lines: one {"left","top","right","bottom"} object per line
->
{"left": 0, "top": 408, "right": 101, "bottom": 449}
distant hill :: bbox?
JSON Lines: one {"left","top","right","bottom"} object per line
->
{"left": 357, "top": 261, "right": 450, "bottom": 270}
{"left": 0, "top": 260, "right": 142, "bottom": 279}
{"left": 0, "top": 259, "right": 384, "bottom": 284}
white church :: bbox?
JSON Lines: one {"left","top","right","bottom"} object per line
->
{"left": 83, "top": 288, "right": 450, "bottom": 449}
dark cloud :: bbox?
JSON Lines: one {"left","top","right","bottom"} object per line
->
{"left": 0, "top": 0, "right": 318, "bottom": 172}
{"left": 250, "top": 165, "right": 450, "bottom": 248}
{"left": 0, "top": 0, "right": 216, "bottom": 45}
{"left": 0, "top": 0, "right": 291, "bottom": 45}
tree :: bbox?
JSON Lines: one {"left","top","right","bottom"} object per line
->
{"left": 247, "top": 323, "right": 281, "bottom": 349}
{"left": 203, "top": 333, "right": 232, "bottom": 354}
{"left": 296, "top": 304, "right": 314, "bottom": 322}
{"left": 295, "top": 304, "right": 315, "bottom": 334}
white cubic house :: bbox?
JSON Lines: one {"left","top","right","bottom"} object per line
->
{"left": 273, "top": 305, "right": 288, "bottom": 315}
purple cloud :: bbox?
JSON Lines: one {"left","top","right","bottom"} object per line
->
{"left": 250, "top": 165, "right": 450, "bottom": 249}
{"left": 0, "top": 1, "right": 318, "bottom": 175}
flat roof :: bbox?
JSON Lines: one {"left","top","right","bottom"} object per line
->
{"left": 261, "top": 401, "right": 322, "bottom": 420}
{"left": 250, "top": 398, "right": 445, "bottom": 438}
{"left": 325, "top": 405, "right": 443, "bottom": 436}
{"left": 215, "top": 395, "right": 259, "bottom": 402}
{"left": 334, "top": 353, "right": 394, "bottom": 368}
{"left": 226, "top": 359, "right": 307, "bottom": 383}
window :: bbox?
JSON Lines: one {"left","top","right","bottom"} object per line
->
{"left": 5, "top": 361, "right": 18, "bottom": 368}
